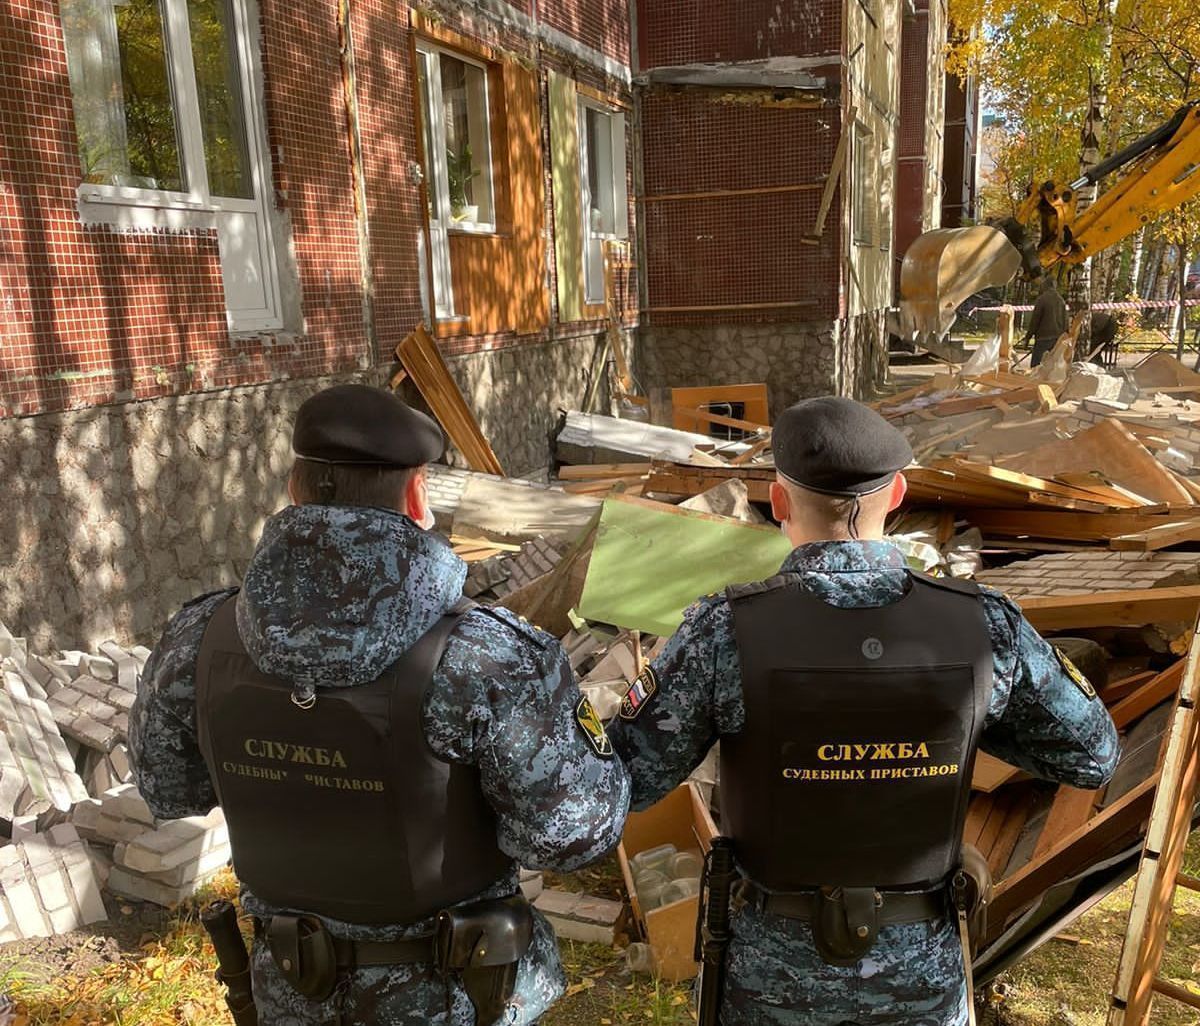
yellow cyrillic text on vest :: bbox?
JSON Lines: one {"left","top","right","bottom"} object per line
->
{"left": 244, "top": 739, "right": 348, "bottom": 767}
{"left": 815, "top": 742, "right": 931, "bottom": 762}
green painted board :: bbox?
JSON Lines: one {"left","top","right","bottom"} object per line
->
{"left": 578, "top": 497, "right": 793, "bottom": 637}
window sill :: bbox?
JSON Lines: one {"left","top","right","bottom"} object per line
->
{"left": 447, "top": 223, "right": 501, "bottom": 237}
{"left": 76, "top": 185, "right": 220, "bottom": 232}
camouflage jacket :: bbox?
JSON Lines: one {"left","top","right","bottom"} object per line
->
{"left": 130, "top": 504, "right": 630, "bottom": 1026}
{"left": 609, "top": 539, "right": 1119, "bottom": 1026}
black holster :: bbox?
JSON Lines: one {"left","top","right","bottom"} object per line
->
{"left": 266, "top": 914, "right": 338, "bottom": 1002}
{"left": 955, "top": 843, "right": 992, "bottom": 958}
{"left": 436, "top": 895, "right": 534, "bottom": 1025}
{"left": 812, "top": 886, "right": 881, "bottom": 966}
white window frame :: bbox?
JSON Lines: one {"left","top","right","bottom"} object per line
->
{"left": 416, "top": 43, "right": 498, "bottom": 321}
{"left": 577, "top": 99, "right": 628, "bottom": 306}
{"left": 67, "top": 0, "right": 284, "bottom": 333}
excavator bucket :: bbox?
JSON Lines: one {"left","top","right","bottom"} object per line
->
{"left": 895, "top": 226, "right": 1023, "bottom": 361}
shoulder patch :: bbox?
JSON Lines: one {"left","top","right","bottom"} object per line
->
{"left": 1054, "top": 647, "right": 1097, "bottom": 700}
{"left": 619, "top": 666, "right": 659, "bottom": 721}
{"left": 725, "top": 575, "right": 796, "bottom": 604}
{"left": 575, "top": 697, "right": 613, "bottom": 758}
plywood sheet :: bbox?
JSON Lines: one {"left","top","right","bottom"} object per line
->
{"left": 577, "top": 496, "right": 792, "bottom": 636}
{"left": 1006, "top": 418, "right": 1192, "bottom": 505}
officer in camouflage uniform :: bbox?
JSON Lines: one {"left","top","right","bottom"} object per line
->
{"left": 130, "top": 384, "right": 630, "bottom": 1025}
{"left": 609, "top": 397, "right": 1119, "bottom": 1026}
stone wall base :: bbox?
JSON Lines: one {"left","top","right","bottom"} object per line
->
{"left": 636, "top": 312, "right": 888, "bottom": 416}
{"left": 1, "top": 331, "right": 612, "bottom": 649}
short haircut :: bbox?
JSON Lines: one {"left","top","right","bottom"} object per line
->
{"left": 289, "top": 458, "right": 420, "bottom": 510}
{"left": 780, "top": 476, "right": 894, "bottom": 538}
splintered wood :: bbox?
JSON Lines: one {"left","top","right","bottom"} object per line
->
{"left": 396, "top": 324, "right": 504, "bottom": 476}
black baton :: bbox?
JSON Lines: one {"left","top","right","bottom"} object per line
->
{"left": 201, "top": 900, "right": 259, "bottom": 1026}
{"left": 696, "top": 837, "right": 736, "bottom": 1026}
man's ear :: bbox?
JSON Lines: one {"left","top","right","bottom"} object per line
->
{"left": 769, "top": 480, "right": 791, "bottom": 525}
{"left": 886, "top": 473, "right": 908, "bottom": 514}
{"left": 287, "top": 472, "right": 298, "bottom": 506}
{"left": 404, "top": 468, "right": 429, "bottom": 522}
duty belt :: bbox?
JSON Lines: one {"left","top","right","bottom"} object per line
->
{"left": 735, "top": 880, "right": 946, "bottom": 925}
{"left": 252, "top": 916, "right": 436, "bottom": 968}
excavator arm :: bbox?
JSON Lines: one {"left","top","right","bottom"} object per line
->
{"left": 896, "top": 103, "right": 1200, "bottom": 357}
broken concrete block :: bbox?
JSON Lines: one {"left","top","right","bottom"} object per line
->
{"left": 1060, "top": 363, "right": 1138, "bottom": 404}
{"left": 519, "top": 869, "right": 544, "bottom": 903}
{"left": 0, "top": 825, "right": 106, "bottom": 940}
{"left": 557, "top": 412, "right": 735, "bottom": 465}
{"left": 101, "top": 784, "right": 157, "bottom": 827}
{"left": 118, "top": 807, "right": 227, "bottom": 874}
{"left": 0, "top": 625, "right": 25, "bottom": 665}
{"left": 0, "top": 674, "right": 89, "bottom": 813}
{"left": 533, "top": 887, "right": 623, "bottom": 944}
{"left": 679, "top": 479, "right": 766, "bottom": 524}
{"left": 106, "top": 864, "right": 223, "bottom": 908}
{"left": 98, "top": 642, "right": 139, "bottom": 691}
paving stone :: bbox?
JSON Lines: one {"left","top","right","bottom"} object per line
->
{"left": 534, "top": 887, "right": 623, "bottom": 944}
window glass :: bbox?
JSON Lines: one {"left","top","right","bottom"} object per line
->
{"left": 187, "top": 0, "right": 253, "bottom": 198}
{"left": 416, "top": 55, "right": 442, "bottom": 222}
{"left": 61, "top": 0, "right": 185, "bottom": 190}
{"left": 438, "top": 53, "right": 494, "bottom": 225}
{"left": 853, "top": 124, "right": 876, "bottom": 247}
{"left": 585, "top": 108, "right": 616, "bottom": 235}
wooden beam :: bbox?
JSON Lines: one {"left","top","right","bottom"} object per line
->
{"left": 641, "top": 183, "right": 822, "bottom": 203}
{"left": 1110, "top": 519, "right": 1200, "bottom": 551}
{"left": 1032, "top": 786, "right": 1099, "bottom": 860}
{"left": 1019, "top": 588, "right": 1200, "bottom": 632}
{"left": 1110, "top": 662, "right": 1186, "bottom": 731}
{"left": 966, "top": 509, "right": 1184, "bottom": 542}
{"left": 1101, "top": 670, "right": 1158, "bottom": 705}
{"left": 988, "top": 774, "right": 1158, "bottom": 939}
{"left": 673, "top": 406, "right": 770, "bottom": 434}
{"left": 558, "top": 463, "right": 650, "bottom": 480}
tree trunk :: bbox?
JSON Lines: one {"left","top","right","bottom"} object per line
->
{"left": 1129, "top": 229, "right": 1145, "bottom": 297}
{"left": 1176, "top": 241, "right": 1190, "bottom": 360}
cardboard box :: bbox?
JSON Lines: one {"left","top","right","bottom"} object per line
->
{"left": 617, "top": 781, "right": 718, "bottom": 981}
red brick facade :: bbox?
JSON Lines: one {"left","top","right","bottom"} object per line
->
{"left": 0, "top": 0, "right": 634, "bottom": 419}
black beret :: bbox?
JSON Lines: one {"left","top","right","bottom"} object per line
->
{"left": 773, "top": 397, "right": 913, "bottom": 496}
{"left": 292, "top": 385, "right": 444, "bottom": 468}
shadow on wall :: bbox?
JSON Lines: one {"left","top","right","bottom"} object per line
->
{"left": 0, "top": 5, "right": 391, "bottom": 651}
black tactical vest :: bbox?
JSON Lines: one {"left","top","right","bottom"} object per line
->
{"left": 195, "top": 595, "right": 512, "bottom": 925}
{"left": 721, "top": 571, "right": 993, "bottom": 893}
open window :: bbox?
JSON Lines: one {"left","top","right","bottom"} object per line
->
{"left": 578, "top": 101, "right": 628, "bottom": 304}
{"left": 416, "top": 44, "right": 496, "bottom": 320}
{"left": 59, "top": 0, "right": 284, "bottom": 332}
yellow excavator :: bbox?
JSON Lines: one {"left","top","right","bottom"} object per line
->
{"left": 896, "top": 102, "right": 1200, "bottom": 358}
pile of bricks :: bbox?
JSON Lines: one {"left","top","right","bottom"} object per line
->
{"left": 0, "top": 622, "right": 230, "bottom": 940}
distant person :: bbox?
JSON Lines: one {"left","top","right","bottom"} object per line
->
{"left": 1022, "top": 276, "right": 1068, "bottom": 367}
{"left": 131, "top": 384, "right": 630, "bottom": 1025}
{"left": 1090, "top": 312, "right": 1119, "bottom": 364}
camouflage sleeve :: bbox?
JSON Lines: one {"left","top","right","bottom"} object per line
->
{"left": 426, "top": 607, "right": 630, "bottom": 873}
{"left": 608, "top": 597, "right": 742, "bottom": 812}
{"left": 128, "top": 590, "right": 234, "bottom": 820}
{"left": 978, "top": 589, "right": 1120, "bottom": 790}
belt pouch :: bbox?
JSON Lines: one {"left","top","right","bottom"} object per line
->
{"left": 267, "top": 914, "right": 338, "bottom": 1002}
{"left": 812, "top": 886, "right": 880, "bottom": 966}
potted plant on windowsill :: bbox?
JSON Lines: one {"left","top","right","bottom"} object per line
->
{"left": 447, "top": 145, "right": 480, "bottom": 223}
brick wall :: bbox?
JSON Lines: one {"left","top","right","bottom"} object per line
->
{"left": 639, "top": 91, "right": 841, "bottom": 324}
{"left": 0, "top": 0, "right": 369, "bottom": 419}
{"left": 636, "top": 0, "right": 842, "bottom": 68}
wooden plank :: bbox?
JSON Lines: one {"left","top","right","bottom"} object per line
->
{"left": 1032, "top": 787, "right": 1099, "bottom": 860}
{"left": 1101, "top": 670, "right": 1157, "bottom": 705}
{"left": 1053, "top": 472, "right": 1155, "bottom": 509}
{"left": 562, "top": 476, "right": 648, "bottom": 494}
{"left": 989, "top": 793, "right": 1034, "bottom": 876}
{"left": 673, "top": 406, "right": 770, "bottom": 434}
{"left": 397, "top": 325, "right": 504, "bottom": 476}
{"left": 975, "top": 789, "right": 1017, "bottom": 858}
{"left": 805, "top": 103, "right": 854, "bottom": 242}
{"left": 558, "top": 463, "right": 651, "bottom": 480}
{"left": 963, "top": 793, "right": 994, "bottom": 848}
{"left": 1110, "top": 662, "right": 1186, "bottom": 731}
{"left": 972, "top": 752, "right": 1022, "bottom": 793}
{"left": 1150, "top": 978, "right": 1200, "bottom": 1012}
{"left": 1108, "top": 609, "right": 1200, "bottom": 1025}
{"left": 966, "top": 509, "right": 1180, "bottom": 542}
{"left": 729, "top": 435, "right": 774, "bottom": 466}
{"left": 1006, "top": 417, "right": 1193, "bottom": 506}
{"left": 870, "top": 381, "right": 939, "bottom": 411}
{"left": 934, "top": 459, "right": 1117, "bottom": 505}
{"left": 988, "top": 774, "right": 1158, "bottom": 940}
{"left": 647, "top": 470, "right": 771, "bottom": 502}
{"left": 924, "top": 385, "right": 1045, "bottom": 418}
{"left": 1110, "top": 519, "right": 1200, "bottom": 551}
{"left": 670, "top": 384, "right": 770, "bottom": 434}
{"left": 1019, "top": 589, "right": 1200, "bottom": 632}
